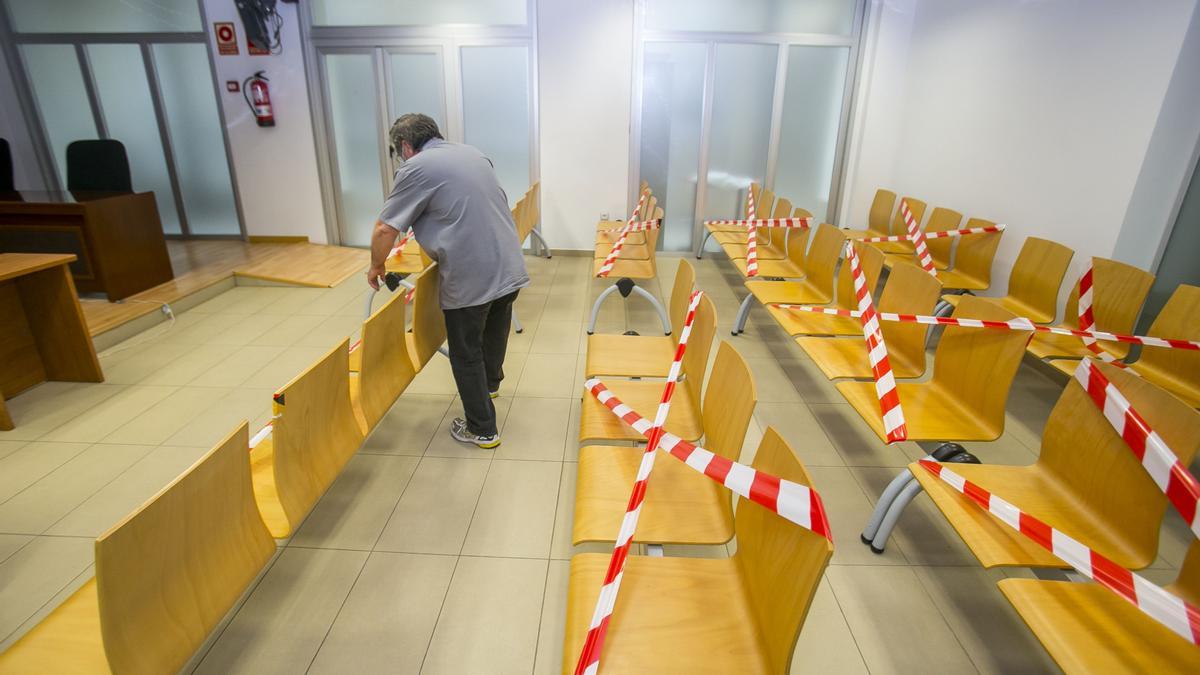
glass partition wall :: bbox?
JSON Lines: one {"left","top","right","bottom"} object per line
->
{"left": 632, "top": 0, "right": 866, "bottom": 251}
{"left": 303, "top": 0, "right": 537, "bottom": 246}
{"left": 0, "top": 0, "right": 243, "bottom": 237}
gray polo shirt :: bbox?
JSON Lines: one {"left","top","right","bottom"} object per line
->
{"left": 378, "top": 139, "right": 530, "bottom": 310}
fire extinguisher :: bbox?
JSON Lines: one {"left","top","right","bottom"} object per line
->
{"left": 243, "top": 71, "right": 275, "bottom": 127}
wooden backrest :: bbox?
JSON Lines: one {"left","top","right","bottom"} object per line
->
{"left": 270, "top": 338, "right": 365, "bottom": 529}
{"left": 878, "top": 260, "right": 944, "bottom": 366}
{"left": 410, "top": 263, "right": 447, "bottom": 368}
{"left": 514, "top": 198, "right": 534, "bottom": 241}
{"left": 1135, "top": 284, "right": 1200, "bottom": 397}
{"left": 772, "top": 197, "right": 793, "bottom": 218}
{"left": 733, "top": 427, "right": 834, "bottom": 673}
{"left": 868, "top": 188, "right": 896, "bottom": 234}
{"left": 358, "top": 290, "right": 418, "bottom": 431}
{"left": 1061, "top": 257, "right": 1155, "bottom": 331}
{"left": 746, "top": 183, "right": 761, "bottom": 219}
{"left": 1171, "top": 539, "right": 1200, "bottom": 603}
{"left": 924, "top": 207, "right": 962, "bottom": 268}
{"left": 951, "top": 218, "right": 1003, "bottom": 286}
{"left": 834, "top": 240, "right": 883, "bottom": 310}
{"left": 784, "top": 220, "right": 813, "bottom": 269}
{"left": 757, "top": 187, "right": 776, "bottom": 219}
{"left": 929, "top": 295, "right": 1031, "bottom": 434}
{"left": 892, "top": 196, "right": 927, "bottom": 235}
{"left": 1006, "top": 237, "right": 1074, "bottom": 319}
{"left": 95, "top": 423, "right": 275, "bottom": 675}
{"left": 680, "top": 292, "right": 717, "bottom": 409}
{"left": 804, "top": 223, "right": 848, "bottom": 301}
{"left": 701, "top": 341, "right": 757, "bottom": 461}
{"left": 668, "top": 259, "right": 697, "bottom": 344}
{"left": 1039, "top": 362, "right": 1200, "bottom": 565}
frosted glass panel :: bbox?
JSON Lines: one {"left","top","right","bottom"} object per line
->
{"left": 646, "top": 0, "right": 855, "bottom": 36}
{"left": 20, "top": 44, "right": 97, "bottom": 187}
{"left": 88, "top": 44, "right": 181, "bottom": 235}
{"left": 388, "top": 52, "right": 446, "bottom": 132}
{"left": 312, "top": 0, "right": 526, "bottom": 26}
{"left": 639, "top": 42, "right": 706, "bottom": 251}
{"left": 461, "top": 45, "right": 529, "bottom": 205}
{"left": 774, "top": 46, "right": 850, "bottom": 222}
{"left": 153, "top": 44, "right": 239, "bottom": 235}
{"left": 325, "top": 53, "right": 384, "bottom": 247}
{"left": 704, "top": 44, "right": 777, "bottom": 220}
{"left": 7, "top": 0, "right": 201, "bottom": 33}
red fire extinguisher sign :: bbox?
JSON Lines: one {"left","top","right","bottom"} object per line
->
{"left": 215, "top": 22, "right": 238, "bottom": 55}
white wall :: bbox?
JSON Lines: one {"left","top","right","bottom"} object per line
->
{"left": 0, "top": 43, "right": 47, "bottom": 190}
{"left": 202, "top": 0, "right": 327, "bottom": 243}
{"left": 843, "top": 0, "right": 1198, "bottom": 308}
{"left": 536, "top": 0, "right": 635, "bottom": 251}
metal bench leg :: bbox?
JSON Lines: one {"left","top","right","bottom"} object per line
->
{"left": 696, "top": 231, "right": 714, "bottom": 259}
{"left": 362, "top": 288, "right": 380, "bottom": 321}
{"left": 587, "top": 284, "right": 622, "bottom": 335}
{"left": 861, "top": 469, "right": 917, "bottom": 544}
{"left": 529, "top": 229, "right": 552, "bottom": 258}
{"left": 732, "top": 293, "right": 755, "bottom": 335}
{"left": 628, "top": 284, "right": 672, "bottom": 335}
{"left": 868, "top": 479, "right": 925, "bottom": 553}
{"left": 512, "top": 308, "right": 524, "bottom": 334}
{"left": 437, "top": 344, "right": 449, "bottom": 358}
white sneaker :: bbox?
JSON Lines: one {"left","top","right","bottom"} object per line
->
{"left": 450, "top": 417, "right": 500, "bottom": 449}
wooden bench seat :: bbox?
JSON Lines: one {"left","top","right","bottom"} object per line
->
{"left": 585, "top": 260, "right": 694, "bottom": 378}
{"left": 0, "top": 423, "right": 275, "bottom": 674}
{"left": 941, "top": 236, "right": 1074, "bottom": 325}
{"left": 562, "top": 428, "right": 833, "bottom": 674}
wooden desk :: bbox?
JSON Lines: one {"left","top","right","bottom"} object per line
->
{"left": 0, "top": 191, "right": 173, "bottom": 301}
{"left": 0, "top": 253, "right": 103, "bottom": 430}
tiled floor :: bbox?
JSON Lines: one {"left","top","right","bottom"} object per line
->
{"left": 0, "top": 253, "right": 1193, "bottom": 674}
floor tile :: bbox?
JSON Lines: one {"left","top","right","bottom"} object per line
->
{"left": 406, "top": 357, "right": 461, "bottom": 396}
{"left": 810, "top": 403, "right": 921, "bottom": 468}
{"left": 0, "top": 534, "right": 32, "bottom": 563}
{"left": 462, "top": 460, "right": 561, "bottom": 558}
{"left": 374, "top": 456, "right": 490, "bottom": 555}
{"left": 2, "top": 383, "right": 128, "bottom": 442}
{"left": 533, "top": 559, "right": 570, "bottom": 675}
{"left": 137, "top": 343, "right": 236, "bottom": 386}
{"left": 549, "top": 462, "right": 577, "bottom": 560}
{"left": 100, "top": 386, "right": 233, "bottom": 446}
{"left": 753, "top": 402, "right": 844, "bottom": 467}
{"left": 807, "top": 466, "right": 908, "bottom": 566}
{"left": 827, "top": 565, "right": 978, "bottom": 675}
{"left": 247, "top": 314, "right": 328, "bottom": 347}
{"left": 496, "top": 397, "right": 573, "bottom": 461}
{"left": 291, "top": 314, "right": 362, "bottom": 349}
{"left": 0, "top": 535, "right": 93, "bottom": 643}
{"left": 290, "top": 454, "right": 420, "bottom": 551}
{"left": 0, "top": 441, "right": 92, "bottom": 503}
{"left": 563, "top": 399, "right": 582, "bottom": 462}
{"left": 423, "top": 556, "right": 547, "bottom": 675}
{"left": 515, "top": 353, "right": 579, "bottom": 398}
{"left": 162, "top": 387, "right": 274, "bottom": 448}
{"left": 0, "top": 443, "right": 154, "bottom": 534}
{"left": 0, "top": 440, "right": 27, "bottom": 461}
{"left": 41, "top": 385, "right": 179, "bottom": 444}
{"left": 360, "top": 395, "right": 454, "bottom": 456}
{"left": 188, "top": 344, "right": 287, "bottom": 387}
{"left": 241, "top": 346, "right": 334, "bottom": 391}
{"left": 790, "top": 578, "right": 868, "bottom": 675}
{"left": 195, "top": 547, "right": 367, "bottom": 675}
{"left": 101, "top": 342, "right": 197, "bottom": 384}
{"left": 531, "top": 320, "right": 584, "bottom": 355}
{"left": 45, "top": 445, "right": 211, "bottom": 538}
{"left": 307, "top": 552, "right": 456, "bottom": 674}
{"left": 424, "top": 397, "right": 512, "bottom": 459}
{"left": 913, "top": 566, "right": 1057, "bottom": 674}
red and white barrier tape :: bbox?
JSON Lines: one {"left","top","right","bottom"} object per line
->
{"left": 597, "top": 219, "right": 662, "bottom": 233}
{"left": 387, "top": 230, "right": 416, "bottom": 260}
{"left": 846, "top": 241, "right": 907, "bottom": 443}
{"left": 1076, "top": 263, "right": 1139, "bottom": 373}
{"left": 583, "top": 378, "right": 832, "bottom": 540}
{"left": 743, "top": 188, "right": 760, "bottom": 277}
{"left": 771, "top": 305, "right": 1200, "bottom": 352}
{"left": 596, "top": 191, "right": 651, "bottom": 278}
{"left": 1074, "top": 359, "right": 1200, "bottom": 538}
{"left": 858, "top": 224, "right": 1006, "bottom": 244}
{"left": 918, "top": 459, "right": 1200, "bottom": 645}
{"left": 702, "top": 217, "right": 815, "bottom": 229}
{"left": 249, "top": 415, "right": 280, "bottom": 450}
{"left": 575, "top": 291, "right": 704, "bottom": 675}
{"left": 899, "top": 199, "right": 936, "bottom": 275}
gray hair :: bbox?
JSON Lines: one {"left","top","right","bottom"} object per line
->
{"left": 388, "top": 113, "right": 442, "bottom": 156}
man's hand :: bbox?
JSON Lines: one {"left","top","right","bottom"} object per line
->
{"left": 366, "top": 263, "right": 386, "bottom": 290}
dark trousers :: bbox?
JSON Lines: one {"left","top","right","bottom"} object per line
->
{"left": 443, "top": 290, "right": 519, "bottom": 436}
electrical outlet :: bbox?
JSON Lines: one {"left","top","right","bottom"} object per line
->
{"left": 600, "top": 212, "right": 610, "bottom": 221}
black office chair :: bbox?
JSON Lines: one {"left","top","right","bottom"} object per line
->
{"left": 0, "top": 138, "right": 13, "bottom": 192}
{"left": 66, "top": 139, "right": 132, "bottom": 193}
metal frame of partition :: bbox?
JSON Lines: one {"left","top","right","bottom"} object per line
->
{"left": 0, "top": 0, "right": 247, "bottom": 239}
{"left": 627, "top": 0, "right": 869, "bottom": 248}
{"left": 298, "top": 0, "right": 540, "bottom": 246}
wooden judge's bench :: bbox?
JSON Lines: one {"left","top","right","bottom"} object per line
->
{"left": 0, "top": 190, "right": 173, "bottom": 301}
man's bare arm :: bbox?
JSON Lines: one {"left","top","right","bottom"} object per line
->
{"left": 366, "top": 220, "right": 399, "bottom": 290}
